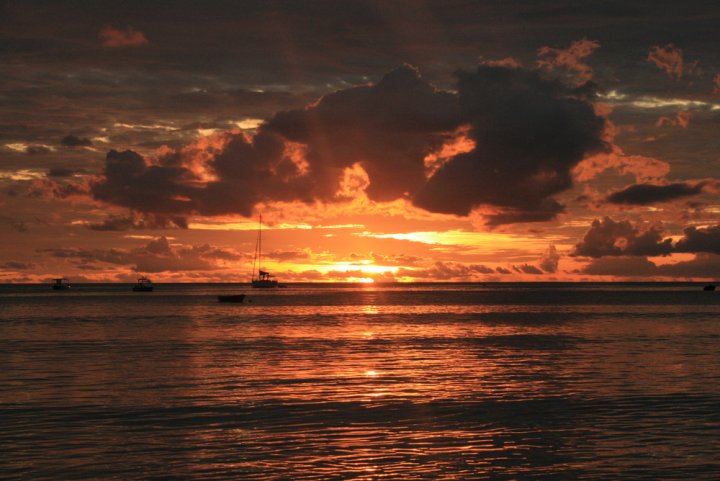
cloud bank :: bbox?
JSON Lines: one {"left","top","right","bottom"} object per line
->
{"left": 573, "top": 217, "right": 720, "bottom": 257}
{"left": 89, "top": 64, "right": 607, "bottom": 225}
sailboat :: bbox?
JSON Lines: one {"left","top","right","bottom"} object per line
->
{"left": 251, "top": 214, "right": 279, "bottom": 288}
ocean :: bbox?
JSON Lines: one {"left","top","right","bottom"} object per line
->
{"left": 1, "top": 283, "right": 719, "bottom": 480}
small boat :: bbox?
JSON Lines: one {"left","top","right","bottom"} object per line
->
{"left": 52, "top": 278, "right": 71, "bottom": 290}
{"left": 132, "top": 277, "right": 154, "bottom": 292}
{"left": 703, "top": 284, "right": 716, "bottom": 291}
{"left": 218, "top": 294, "right": 246, "bottom": 303}
{"left": 251, "top": 215, "right": 280, "bottom": 288}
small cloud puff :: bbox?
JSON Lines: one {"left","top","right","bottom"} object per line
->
{"left": 99, "top": 25, "right": 149, "bottom": 48}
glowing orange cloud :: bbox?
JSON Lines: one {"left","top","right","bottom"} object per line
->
{"left": 656, "top": 111, "right": 691, "bottom": 128}
{"left": 537, "top": 38, "right": 600, "bottom": 83}
{"left": 423, "top": 125, "right": 475, "bottom": 178}
{"left": 574, "top": 146, "right": 670, "bottom": 183}
{"left": 99, "top": 25, "right": 149, "bottom": 48}
{"left": 647, "top": 44, "right": 683, "bottom": 79}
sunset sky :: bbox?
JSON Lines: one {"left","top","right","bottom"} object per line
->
{"left": 2, "top": 0, "right": 720, "bottom": 282}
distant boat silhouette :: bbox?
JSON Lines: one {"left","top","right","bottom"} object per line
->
{"left": 703, "top": 284, "right": 716, "bottom": 291}
{"left": 251, "top": 214, "right": 280, "bottom": 288}
{"left": 52, "top": 278, "right": 70, "bottom": 290}
{"left": 132, "top": 277, "right": 154, "bottom": 292}
{"left": 218, "top": 294, "right": 246, "bottom": 303}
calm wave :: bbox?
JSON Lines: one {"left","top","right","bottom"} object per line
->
{"left": 1, "top": 283, "right": 719, "bottom": 479}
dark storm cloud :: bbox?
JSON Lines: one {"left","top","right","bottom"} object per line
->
{"left": 6, "top": 0, "right": 719, "bottom": 234}
{"left": 266, "top": 65, "right": 460, "bottom": 202}
{"left": 414, "top": 65, "right": 606, "bottom": 222}
{"left": 573, "top": 217, "right": 720, "bottom": 257}
{"left": 92, "top": 149, "right": 199, "bottom": 215}
{"left": 572, "top": 217, "right": 673, "bottom": 257}
{"left": 89, "top": 64, "right": 606, "bottom": 222}
{"left": 581, "top": 253, "right": 720, "bottom": 278}
{"left": 91, "top": 66, "right": 457, "bottom": 215}
{"left": 675, "top": 226, "right": 720, "bottom": 255}
{"left": 60, "top": 135, "right": 93, "bottom": 147}
{"left": 605, "top": 181, "right": 710, "bottom": 205}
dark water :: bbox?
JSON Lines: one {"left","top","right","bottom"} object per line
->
{"left": 1, "top": 283, "right": 719, "bottom": 480}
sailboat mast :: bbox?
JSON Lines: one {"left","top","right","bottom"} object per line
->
{"left": 258, "top": 214, "right": 262, "bottom": 274}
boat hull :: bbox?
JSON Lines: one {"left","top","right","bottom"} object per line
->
{"left": 218, "top": 294, "right": 246, "bottom": 302}
{"left": 252, "top": 280, "right": 278, "bottom": 288}
{"left": 132, "top": 286, "right": 154, "bottom": 292}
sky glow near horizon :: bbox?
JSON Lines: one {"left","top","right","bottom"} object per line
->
{"left": 1, "top": 1, "right": 720, "bottom": 282}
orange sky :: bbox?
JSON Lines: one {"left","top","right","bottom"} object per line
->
{"left": 1, "top": 2, "right": 720, "bottom": 282}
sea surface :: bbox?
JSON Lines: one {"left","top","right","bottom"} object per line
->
{"left": 1, "top": 282, "right": 719, "bottom": 480}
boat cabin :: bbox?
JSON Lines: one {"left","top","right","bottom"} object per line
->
{"left": 132, "top": 277, "right": 154, "bottom": 292}
{"left": 52, "top": 278, "right": 71, "bottom": 290}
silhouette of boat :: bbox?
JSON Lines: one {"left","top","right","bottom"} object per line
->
{"left": 251, "top": 214, "right": 280, "bottom": 288}
{"left": 132, "top": 277, "right": 154, "bottom": 291}
{"left": 218, "top": 294, "right": 246, "bottom": 302}
{"left": 703, "top": 284, "right": 716, "bottom": 291}
{"left": 52, "top": 278, "right": 71, "bottom": 290}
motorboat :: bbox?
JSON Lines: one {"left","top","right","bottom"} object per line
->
{"left": 52, "top": 278, "right": 71, "bottom": 290}
{"left": 132, "top": 277, "right": 154, "bottom": 292}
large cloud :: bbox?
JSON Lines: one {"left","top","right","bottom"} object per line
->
{"left": 581, "top": 253, "right": 720, "bottom": 279}
{"left": 90, "top": 64, "right": 606, "bottom": 224}
{"left": 414, "top": 65, "right": 606, "bottom": 223}
{"left": 573, "top": 217, "right": 720, "bottom": 257}
{"left": 674, "top": 225, "right": 720, "bottom": 255}
{"left": 572, "top": 217, "right": 672, "bottom": 257}
{"left": 265, "top": 65, "right": 459, "bottom": 202}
